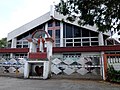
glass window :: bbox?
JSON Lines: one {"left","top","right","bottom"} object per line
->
{"left": 74, "top": 39, "right": 81, "bottom": 42}
{"left": 66, "top": 24, "right": 73, "bottom": 38}
{"left": 55, "top": 44, "right": 60, "bottom": 47}
{"left": 56, "top": 38, "right": 60, "bottom": 43}
{"left": 55, "top": 21, "right": 60, "bottom": 26}
{"left": 74, "top": 43, "right": 81, "bottom": 46}
{"left": 17, "top": 45, "right": 22, "bottom": 48}
{"left": 91, "top": 38, "right": 98, "bottom": 41}
{"left": 23, "top": 41, "right": 28, "bottom": 45}
{"left": 55, "top": 29, "right": 60, "bottom": 38}
{"left": 48, "top": 30, "right": 52, "bottom": 37}
{"left": 66, "top": 43, "right": 73, "bottom": 47}
{"left": 48, "top": 20, "right": 53, "bottom": 27}
{"left": 90, "top": 31, "right": 98, "bottom": 37}
{"left": 23, "top": 45, "right": 28, "bottom": 48}
{"left": 82, "top": 38, "right": 89, "bottom": 42}
{"left": 66, "top": 39, "right": 73, "bottom": 42}
{"left": 74, "top": 26, "right": 81, "bottom": 37}
{"left": 91, "top": 42, "right": 99, "bottom": 46}
{"left": 82, "top": 29, "right": 89, "bottom": 37}
{"left": 17, "top": 41, "right": 22, "bottom": 44}
{"left": 7, "top": 41, "right": 11, "bottom": 48}
{"left": 83, "top": 42, "right": 90, "bottom": 46}
{"left": 63, "top": 24, "right": 66, "bottom": 38}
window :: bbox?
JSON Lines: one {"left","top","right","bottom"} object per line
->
{"left": 74, "top": 43, "right": 81, "bottom": 46}
{"left": 17, "top": 40, "right": 28, "bottom": 48}
{"left": 55, "top": 21, "right": 60, "bottom": 26}
{"left": 90, "top": 31, "right": 98, "bottom": 37}
{"left": 63, "top": 22, "right": 99, "bottom": 47}
{"left": 66, "top": 24, "right": 73, "bottom": 38}
{"left": 66, "top": 43, "right": 73, "bottom": 47}
{"left": 91, "top": 42, "right": 99, "bottom": 46}
{"left": 63, "top": 24, "right": 66, "bottom": 38}
{"left": 82, "top": 29, "right": 89, "bottom": 37}
{"left": 55, "top": 29, "right": 60, "bottom": 47}
{"left": 48, "top": 30, "right": 52, "bottom": 37}
{"left": 48, "top": 20, "right": 53, "bottom": 27}
{"left": 17, "top": 45, "right": 22, "bottom": 48}
{"left": 74, "top": 26, "right": 81, "bottom": 37}
{"left": 55, "top": 29, "right": 60, "bottom": 38}
{"left": 91, "top": 38, "right": 98, "bottom": 41}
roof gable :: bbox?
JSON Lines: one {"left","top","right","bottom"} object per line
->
{"left": 7, "top": 11, "right": 110, "bottom": 41}
{"left": 7, "top": 12, "right": 51, "bottom": 41}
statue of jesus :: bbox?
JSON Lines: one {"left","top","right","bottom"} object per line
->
{"left": 38, "top": 36, "right": 45, "bottom": 52}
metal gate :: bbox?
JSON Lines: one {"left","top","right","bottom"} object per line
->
{"left": 51, "top": 55, "right": 103, "bottom": 79}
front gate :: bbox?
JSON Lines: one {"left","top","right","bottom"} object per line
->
{"left": 51, "top": 55, "right": 103, "bottom": 79}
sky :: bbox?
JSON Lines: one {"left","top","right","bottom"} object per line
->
{"left": 0, "top": 0, "right": 60, "bottom": 39}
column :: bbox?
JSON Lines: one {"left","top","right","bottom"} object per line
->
{"left": 98, "top": 32, "right": 104, "bottom": 46}
{"left": 101, "top": 51, "right": 105, "bottom": 80}
{"left": 45, "top": 23, "right": 48, "bottom": 37}
{"left": 60, "top": 22, "right": 63, "bottom": 47}
{"left": 11, "top": 37, "right": 17, "bottom": 48}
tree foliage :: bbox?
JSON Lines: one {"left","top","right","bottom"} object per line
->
{"left": 0, "top": 38, "right": 7, "bottom": 48}
{"left": 56, "top": 0, "right": 120, "bottom": 32}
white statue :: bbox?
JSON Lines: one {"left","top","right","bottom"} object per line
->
{"left": 37, "top": 36, "right": 45, "bottom": 52}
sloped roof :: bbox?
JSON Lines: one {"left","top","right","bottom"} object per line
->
{"left": 7, "top": 11, "right": 110, "bottom": 41}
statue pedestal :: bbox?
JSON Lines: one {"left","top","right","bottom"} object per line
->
{"left": 24, "top": 36, "right": 53, "bottom": 79}
{"left": 24, "top": 60, "right": 50, "bottom": 79}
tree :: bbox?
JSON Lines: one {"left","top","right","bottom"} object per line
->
{"left": 56, "top": 0, "right": 120, "bottom": 32}
{"left": 0, "top": 38, "right": 7, "bottom": 48}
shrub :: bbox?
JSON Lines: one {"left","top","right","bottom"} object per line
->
{"left": 106, "top": 65, "right": 120, "bottom": 83}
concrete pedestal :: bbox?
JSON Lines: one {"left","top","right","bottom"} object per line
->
{"left": 24, "top": 61, "right": 50, "bottom": 79}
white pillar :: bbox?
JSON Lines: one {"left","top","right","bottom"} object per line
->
{"left": 101, "top": 51, "right": 106, "bottom": 80}
{"left": 46, "top": 41, "right": 53, "bottom": 60}
{"left": 60, "top": 22, "right": 63, "bottom": 47}
{"left": 29, "top": 42, "right": 37, "bottom": 53}
{"left": 43, "top": 61, "right": 50, "bottom": 79}
{"left": 24, "top": 61, "right": 30, "bottom": 78}
{"left": 98, "top": 32, "right": 104, "bottom": 46}
{"left": 45, "top": 23, "right": 48, "bottom": 37}
{"left": 11, "top": 38, "right": 17, "bottom": 48}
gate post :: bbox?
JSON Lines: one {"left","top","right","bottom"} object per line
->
{"left": 101, "top": 52, "right": 106, "bottom": 80}
{"left": 103, "top": 54, "right": 107, "bottom": 80}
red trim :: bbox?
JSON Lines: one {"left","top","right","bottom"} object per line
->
{"left": 0, "top": 48, "right": 29, "bottom": 53}
{"left": 53, "top": 45, "right": 120, "bottom": 53}
{"left": 28, "top": 52, "right": 47, "bottom": 59}
{"left": 0, "top": 45, "right": 120, "bottom": 53}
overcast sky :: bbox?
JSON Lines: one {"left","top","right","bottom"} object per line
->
{"left": 0, "top": 0, "right": 60, "bottom": 39}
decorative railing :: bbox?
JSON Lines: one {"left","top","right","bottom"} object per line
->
{"left": 0, "top": 57, "right": 27, "bottom": 74}
{"left": 51, "top": 55, "right": 102, "bottom": 79}
{"left": 105, "top": 54, "right": 120, "bottom": 70}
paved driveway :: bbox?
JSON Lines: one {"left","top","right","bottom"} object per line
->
{"left": 0, "top": 77, "right": 119, "bottom": 90}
